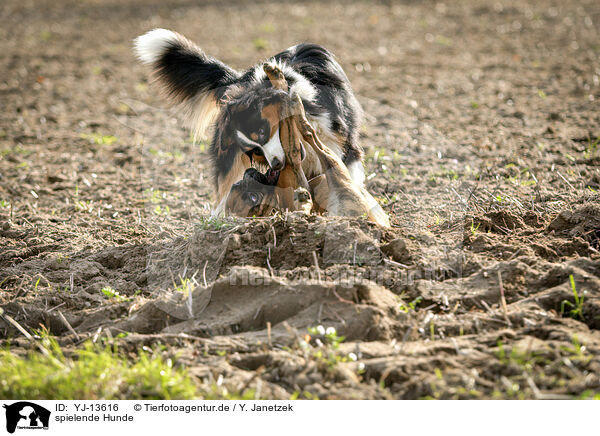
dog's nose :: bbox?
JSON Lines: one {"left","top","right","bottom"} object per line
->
{"left": 270, "top": 157, "right": 284, "bottom": 171}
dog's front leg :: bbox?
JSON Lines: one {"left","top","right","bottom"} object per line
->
{"left": 263, "top": 62, "right": 310, "bottom": 211}
{"left": 276, "top": 115, "right": 311, "bottom": 211}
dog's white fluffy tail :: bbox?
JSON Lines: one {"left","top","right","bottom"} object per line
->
{"left": 134, "top": 28, "right": 179, "bottom": 65}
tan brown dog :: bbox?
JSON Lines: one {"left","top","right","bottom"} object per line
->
{"left": 263, "top": 63, "right": 310, "bottom": 210}
{"left": 224, "top": 168, "right": 313, "bottom": 217}
{"left": 224, "top": 167, "right": 280, "bottom": 217}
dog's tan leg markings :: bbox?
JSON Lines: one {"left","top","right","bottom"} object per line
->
{"left": 215, "top": 152, "right": 251, "bottom": 209}
{"left": 263, "top": 63, "right": 310, "bottom": 211}
{"left": 308, "top": 174, "right": 328, "bottom": 212}
{"left": 292, "top": 94, "right": 353, "bottom": 189}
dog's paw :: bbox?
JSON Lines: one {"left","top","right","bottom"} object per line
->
{"left": 293, "top": 187, "right": 313, "bottom": 214}
{"left": 263, "top": 62, "right": 288, "bottom": 91}
{"left": 263, "top": 62, "right": 284, "bottom": 78}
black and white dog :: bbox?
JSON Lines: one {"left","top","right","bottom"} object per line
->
{"left": 134, "top": 29, "right": 364, "bottom": 214}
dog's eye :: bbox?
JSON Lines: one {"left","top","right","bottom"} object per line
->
{"left": 258, "top": 127, "right": 267, "bottom": 139}
{"left": 252, "top": 146, "right": 264, "bottom": 157}
{"left": 247, "top": 192, "right": 261, "bottom": 206}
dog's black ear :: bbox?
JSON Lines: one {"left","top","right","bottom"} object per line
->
{"left": 134, "top": 29, "right": 240, "bottom": 139}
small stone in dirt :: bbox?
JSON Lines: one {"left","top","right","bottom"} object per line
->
{"left": 1, "top": 221, "right": 10, "bottom": 231}
{"left": 229, "top": 233, "right": 242, "bottom": 249}
{"left": 381, "top": 238, "right": 411, "bottom": 264}
{"left": 548, "top": 112, "right": 563, "bottom": 121}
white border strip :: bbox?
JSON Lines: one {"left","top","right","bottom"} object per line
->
{"left": 1, "top": 400, "right": 596, "bottom": 435}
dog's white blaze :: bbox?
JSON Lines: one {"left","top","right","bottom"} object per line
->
{"left": 236, "top": 130, "right": 255, "bottom": 146}
{"left": 346, "top": 160, "right": 365, "bottom": 186}
{"left": 262, "top": 127, "right": 285, "bottom": 168}
{"left": 134, "top": 28, "right": 178, "bottom": 64}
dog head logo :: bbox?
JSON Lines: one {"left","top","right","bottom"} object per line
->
{"left": 3, "top": 402, "right": 50, "bottom": 433}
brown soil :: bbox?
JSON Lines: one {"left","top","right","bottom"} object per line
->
{"left": 1, "top": 0, "right": 599, "bottom": 399}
